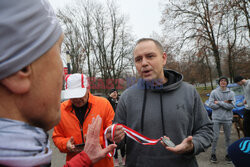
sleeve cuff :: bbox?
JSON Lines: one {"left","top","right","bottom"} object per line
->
{"left": 79, "top": 151, "right": 93, "bottom": 166}
{"left": 65, "top": 151, "right": 93, "bottom": 167}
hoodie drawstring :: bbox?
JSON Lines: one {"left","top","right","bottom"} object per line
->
{"left": 141, "top": 85, "right": 166, "bottom": 136}
{"left": 160, "top": 90, "right": 166, "bottom": 135}
{"left": 141, "top": 86, "right": 147, "bottom": 133}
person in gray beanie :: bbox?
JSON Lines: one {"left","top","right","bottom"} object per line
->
{"left": 208, "top": 76, "right": 235, "bottom": 163}
{"left": 0, "top": 0, "right": 115, "bottom": 166}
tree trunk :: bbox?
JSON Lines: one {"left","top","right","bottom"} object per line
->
{"left": 228, "top": 51, "right": 233, "bottom": 83}
{"left": 213, "top": 49, "right": 222, "bottom": 77}
{"left": 205, "top": 54, "right": 214, "bottom": 89}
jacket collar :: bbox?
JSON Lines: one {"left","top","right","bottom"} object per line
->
{"left": 136, "top": 69, "right": 183, "bottom": 92}
{"left": 0, "top": 118, "right": 52, "bottom": 166}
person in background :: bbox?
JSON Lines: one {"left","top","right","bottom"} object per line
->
{"left": 53, "top": 73, "right": 115, "bottom": 167}
{"left": 227, "top": 115, "right": 250, "bottom": 167}
{"left": 208, "top": 76, "right": 235, "bottom": 163}
{"left": 106, "top": 38, "right": 213, "bottom": 167}
{"left": 107, "top": 89, "right": 126, "bottom": 166}
{"left": 234, "top": 76, "right": 250, "bottom": 137}
{"left": 0, "top": 1, "right": 115, "bottom": 166}
{"left": 108, "top": 89, "right": 119, "bottom": 111}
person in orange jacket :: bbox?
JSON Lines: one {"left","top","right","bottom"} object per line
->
{"left": 53, "top": 73, "right": 115, "bottom": 167}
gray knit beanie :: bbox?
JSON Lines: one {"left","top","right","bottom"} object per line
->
{"left": 218, "top": 76, "right": 229, "bottom": 85}
{"left": 0, "top": 0, "right": 62, "bottom": 80}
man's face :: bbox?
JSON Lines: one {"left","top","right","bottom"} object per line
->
{"left": 219, "top": 79, "right": 228, "bottom": 87}
{"left": 110, "top": 91, "right": 118, "bottom": 99}
{"left": 21, "top": 34, "right": 64, "bottom": 131}
{"left": 237, "top": 80, "right": 244, "bottom": 86}
{"left": 71, "top": 90, "right": 89, "bottom": 107}
{"left": 133, "top": 40, "right": 167, "bottom": 82}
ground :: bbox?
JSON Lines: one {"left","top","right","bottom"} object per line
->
{"left": 49, "top": 126, "right": 242, "bottom": 167}
{"left": 196, "top": 86, "right": 212, "bottom": 103}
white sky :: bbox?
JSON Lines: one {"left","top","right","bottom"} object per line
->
{"left": 48, "top": 0, "right": 163, "bottom": 39}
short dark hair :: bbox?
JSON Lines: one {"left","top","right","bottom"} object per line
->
{"left": 234, "top": 76, "right": 244, "bottom": 83}
{"left": 109, "top": 88, "right": 117, "bottom": 94}
{"left": 134, "top": 38, "right": 164, "bottom": 53}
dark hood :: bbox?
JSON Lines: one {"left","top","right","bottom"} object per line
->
{"left": 136, "top": 69, "right": 183, "bottom": 92}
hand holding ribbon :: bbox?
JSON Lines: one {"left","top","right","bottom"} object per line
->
{"left": 104, "top": 124, "right": 162, "bottom": 157}
{"left": 105, "top": 124, "right": 125, "bottom": 143}
{"left": 104, "top": 124, "right": 194, "bottom": 157}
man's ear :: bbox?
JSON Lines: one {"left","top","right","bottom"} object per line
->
{"left": 0, "top": 66, "right": 32, "bottom": 94}
{"left": 163, "top": 52, "right": 167, "bottom": 66}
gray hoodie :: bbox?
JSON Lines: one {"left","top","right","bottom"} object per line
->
{"left": 115, "top": 69, "right": 213, "bottom": 167}
{"left": 208, "top": 87, "right": 235, "bottom": 123}
{"left": 0, "top": 118, "right": 52, "bottom": 167}
{"left": 242, "top": 80, "right": 250, "bottom": 110}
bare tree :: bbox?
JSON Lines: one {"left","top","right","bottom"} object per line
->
{"left": 161, "top": 0, "right": 250, "bottom": 81}
{"left": 90, "top": 1, "right": 134, "bottom": 91}
{"left": 161, "top": 0, "right": 227, "bottom": 77}
{"left": 195, "top": 47, "right": 214, "bottom": 89}
{"left": 56, "top": 0, "right": 134, "bottom": 92}
{"left": 231, "top": 0, "right": 250, "bottom": 38}
{"left": 57, "top": 9, "right": 86, "bottom": 73}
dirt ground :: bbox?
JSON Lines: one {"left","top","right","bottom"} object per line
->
{"left": 49, "top": 126, "right": 242, "bottom": 167}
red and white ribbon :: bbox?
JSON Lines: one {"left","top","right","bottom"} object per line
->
{"left": 104, "top": 123, "right": 161, "bottom": 157}
{"left": 104, "top": 124, "right": 116, "bottom": 157}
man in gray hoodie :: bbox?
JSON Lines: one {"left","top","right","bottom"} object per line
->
{"left": 208, "top": 76, "right": 235, "bottom": 163}
{"left": 234, "top": 76, "right": 250, "bottom": 137}
{"left": 106, "top": 38, "right": 213, "bottom": 167}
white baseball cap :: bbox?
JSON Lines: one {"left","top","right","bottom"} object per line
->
{"left": 63, "top": 74, "right": 88, "bottom": 99}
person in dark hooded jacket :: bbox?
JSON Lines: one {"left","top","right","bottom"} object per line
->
{"left": 108, "top": 89, "right": 119, "bottom": 111}
{"left": 105, "top": 38, "right": 213, "bottom": 167}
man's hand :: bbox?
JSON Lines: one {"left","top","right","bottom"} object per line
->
{"left": 214, "top": 100, "right": 219, "bottom": 104}
{"left": 106, "top": 124, "right": 125, "bottom": 143}
{"left": 161, "top": 136, "right": 194, "bottom": 154}
{"left": 66, "top": 136, "right": 83, "bottom": 153}
{"left": 84, "top": 115, "right": 117, "bottom": 164}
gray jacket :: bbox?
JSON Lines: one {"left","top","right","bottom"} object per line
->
{"left": 115, "top": 69, "right": 213, "bottom": 167}
{"left": 243, "top": 80, "right": 250, "bottom": 110}
{"left": 208, "top": 87, "right": 235, "bottom": 123}
{"left": 0, "top": 118, "right": 52, "bottom": 166}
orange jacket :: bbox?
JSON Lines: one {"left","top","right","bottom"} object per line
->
{"left": 52, "top": 93, "right": 115, "bottom": 167}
